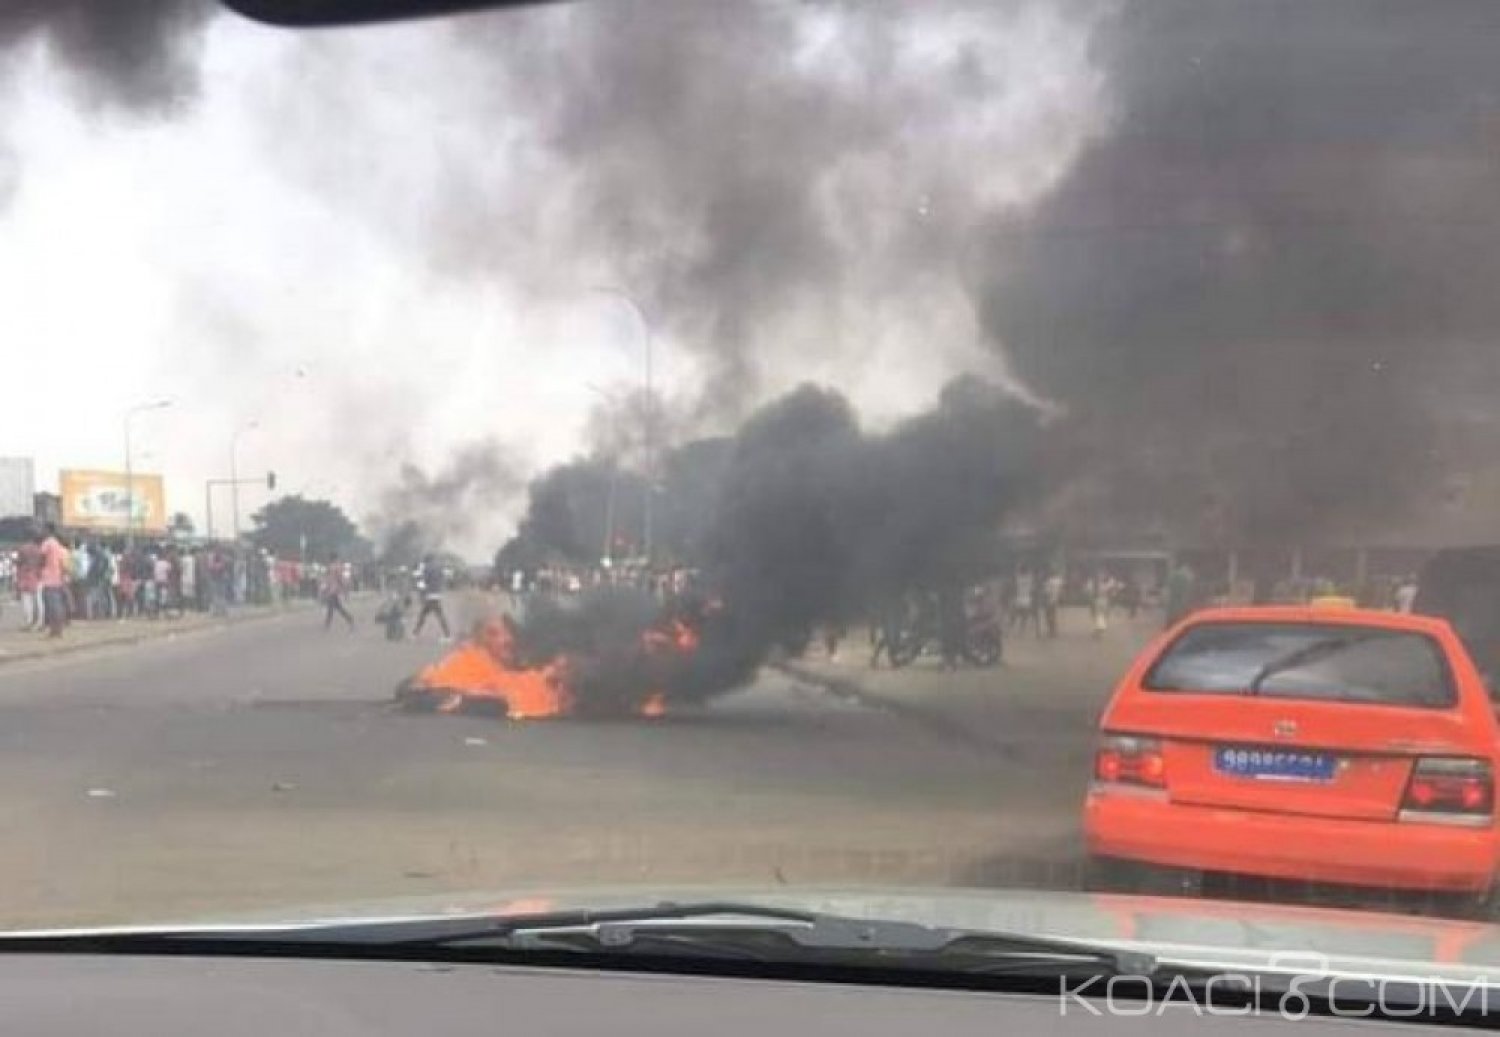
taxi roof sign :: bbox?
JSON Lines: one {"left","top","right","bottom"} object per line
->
{"left": 1309, "top": 595, "right": 1357, "bottom": 609}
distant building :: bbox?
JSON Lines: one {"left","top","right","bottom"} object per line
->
{"left": 0, "top": 457, "right": 35, "bottom": 520}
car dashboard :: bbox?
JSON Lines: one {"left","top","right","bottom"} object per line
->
{"left": 0, "top": 954, "right": 1463, "bottom": 1035}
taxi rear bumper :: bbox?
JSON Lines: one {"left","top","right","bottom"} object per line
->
{"left": 1085, "top": 785, "right": 1500, "bottom": 893}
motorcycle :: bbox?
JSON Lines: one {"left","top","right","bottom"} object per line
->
{"left": 887, "top": 590, "right": 1002, "bottom": 669}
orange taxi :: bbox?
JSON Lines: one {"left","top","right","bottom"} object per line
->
{"left": 1084, "top": 604, "right": 1500, "bottom": 898}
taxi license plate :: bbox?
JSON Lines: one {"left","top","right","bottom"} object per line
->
{"left": 1213, "top": 746, "right": 1337, "bottom": 782}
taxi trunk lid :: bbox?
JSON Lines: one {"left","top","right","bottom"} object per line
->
{"left": 1109, "top": 695, "right": 1481, "bottom": 821}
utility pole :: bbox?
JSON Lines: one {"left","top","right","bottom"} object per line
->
{"left": 586, "top": 383, "right": 621, "bottom": 566}
{"left": 589, "top": 287, "right": 654, "bottom": 565}
{"left": 229, "top": 420, "right": 259, "bottom": 542}
{"left": 123, "top": 399, "right": 172, "bottom": 546}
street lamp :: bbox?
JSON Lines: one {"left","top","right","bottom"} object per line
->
{"left": 588, "top": 285, "right": 654, "bottom": 565}
{"left": 585, "top": 382, "right": 622, "bottom": 566}
{"left": 124, "top": 399, "right": 172, "bottom": 545}
{"left": 229, "top": 419, "right": 259, "bottom": 541}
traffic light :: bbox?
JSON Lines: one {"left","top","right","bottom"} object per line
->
{"left": 266, "top": 471, "right": 277, "bottom": 491}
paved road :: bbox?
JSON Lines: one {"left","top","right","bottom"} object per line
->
{"left": 0, "top": 602, "right": 1101, "bottom": 929}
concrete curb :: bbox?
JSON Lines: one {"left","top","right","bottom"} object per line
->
{"left": 0, "top": 601, "right": 324, "bottom": 667}
{"left": 772, "top": 659, "right": 1021, "bottom": 759}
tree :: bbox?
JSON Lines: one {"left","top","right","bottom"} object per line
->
{"left": 169, "top": 511, "right": 195, "bottom": 538}
{"left": 249, "top": 495, "right": 368, "bottom": 561}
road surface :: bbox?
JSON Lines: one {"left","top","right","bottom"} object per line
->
{"left": 0, "top": 603, "right": 1105, "bottom": 928}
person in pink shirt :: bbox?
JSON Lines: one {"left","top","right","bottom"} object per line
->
{"left": 38, "top": 524, "right": 68, "bottom": 639}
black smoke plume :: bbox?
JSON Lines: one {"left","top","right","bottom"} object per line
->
{"left": 0, "top": 0, "right": 214, "bottom": 110}
{"left": 370, "top": 439, "right": 523, "bottom": 562}
{"left": 978, "top": 0, "right": 1500, "bottom": 547}
{"left": 506, "top": 376, "right": 1040, "bottom": 708}
{"left": 422, "top": 0, "right": 1102, "bottom": 418}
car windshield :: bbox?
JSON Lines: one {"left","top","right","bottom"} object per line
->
{"left": 1144, "top": 622, "right": 1457, "bottom": 707}
{"left": 5, "top": 0, "right": 1500, "bottom": 989}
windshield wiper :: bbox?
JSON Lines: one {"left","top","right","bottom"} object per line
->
{"left": 1245, "top": 633, "right": 1382, "bottom": 695}
{"left": 0, "top": 900, "right": 1166, "bottom": 978}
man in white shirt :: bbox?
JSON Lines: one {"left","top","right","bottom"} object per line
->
{"left": 1394, "top": 576, "right": 1419, "bottom": 614}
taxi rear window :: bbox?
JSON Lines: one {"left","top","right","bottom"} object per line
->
{"left": 1143, "top": 622, "right": 1456, "bottom": 708}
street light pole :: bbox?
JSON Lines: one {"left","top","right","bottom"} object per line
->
{"left": 589, "top": 286, "right": 654, "bottom": 565}
{"left": 229, "top": 420, "right": 259, "bottom": 542}
{"left": 585, "top": 383, "right": 621, "bottom": 566}
{"left": 123, "top": 399, "right": 172, "bottom": 546}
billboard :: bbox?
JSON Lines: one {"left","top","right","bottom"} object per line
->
{"left": 59, "top": 469, "right": 167, "bottom": 534}
{"left": 0, "top": 457, "right": 35, "bottom": 519}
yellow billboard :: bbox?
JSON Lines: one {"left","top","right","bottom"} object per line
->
{"left": 59, "top": 470, "right": 167, "bottom": 534}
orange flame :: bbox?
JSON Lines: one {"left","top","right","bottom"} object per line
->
{"left": 408, "top": 610, "right": 703, "bottom": 721}
{"left": 410, "top": 618, "right": 571, "bottom": 719}
{"left": 642, "top": 618, "right": 699, "bottom": 657}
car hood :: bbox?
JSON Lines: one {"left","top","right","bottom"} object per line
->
{"left": 11, "top": 885, "right": 1500, "bottom": 985}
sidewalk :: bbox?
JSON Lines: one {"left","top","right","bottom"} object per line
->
{"left": 778, "top": 607, "right": 1163, "bottom": 755}
{"left": 0, "top": 598, "right": 328, "bottom": 666}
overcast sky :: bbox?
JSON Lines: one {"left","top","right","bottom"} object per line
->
{"left": 0, "top": 1, "right": 1104, "bottom": 556}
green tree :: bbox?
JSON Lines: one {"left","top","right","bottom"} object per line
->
{"left": 249, "top": 495, "right": 367, "bottom": 561}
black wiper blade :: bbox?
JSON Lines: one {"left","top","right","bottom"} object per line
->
{"left": 544, "top": 923, "right": 1166, "bottom": 978}
{"left": 1246, "top": 633, "right": 1382, "bottom": 694}
{"left": 293, "top": 901, "right": 826, "bottom": 947}
{"left": 0, "top": 900, "right": 1161, "bottom": 977}
{"left": 368, "top": 901, "right": 1164, "bottom": 977}
{"left": 0, "top": 902, "right": 821, "bottom": 953}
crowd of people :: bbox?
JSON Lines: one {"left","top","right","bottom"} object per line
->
{"left": 859, "top": 562, "right": 1193, "bottom": 671}
{"left": 3, "top": 531, "right": 1430, "bottom": 655}
{"left": 0, "top": 523, "right": 369, "bottom": 639}
{"left": 497, "top": 563, "right": 698, "bottom": 602}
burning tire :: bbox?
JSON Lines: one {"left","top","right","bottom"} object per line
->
{"left": 393, "top": 679, "right": 512, "bottom": 718}
{"left": 393, "top": 678, "right": 443, "bottom": 712}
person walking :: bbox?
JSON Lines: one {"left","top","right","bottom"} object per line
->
{"left": 87, "top": 542, "right": 113, "bottom": 620}
{"left": 104, "top": 543, "right": 123, "bottom": 620}
{"left": 1009, "top": 569, "right": 1037, "bottom": 638}
{"left": 1088, "top": 569, "right": 1113, "bottom": 639}
{"left": 1394, "top": 574, "right": 1419, "bottom": 614}
{"left": 321, "top": 552, "right": 355, "bottom": 631}
{"left": 207, "top": 548, "right": 229, "bottom": 617}
{"left": 161, "top": 549, "right": 183, "bottom": 618}
{"left": 37, "top": 525, "right": 68, "bottom": 639}
{"left": 1042, "top": 569, "right": 1063, "bottom": 639}
{"left": 132, "top": 547, "right": 154, "bottom": 618}
{"left": 146, "top": 548, "right": 169, "bottom": 619}
{"left": 868, "top": 593, "right": 905, "bottom": 668}
{"left": 117, "top": 548, "right": 137, "bottom": 619}
{"left": 820, "top": 622, "right": 845, "bottom": 662}
{"left": 412, "top": 553, "right": 451, "bottom": 641}
{"left": 16, "top": 533, "right": 41, "bottom": 630}
{"left": 1164, "top": 560, "right": 1197, "bottom": 629}
{"left": 180, "top": 547, "right": 197, "bottom": 613}
{"left": 69, "top": 540, "right": 90, "bottom": 620}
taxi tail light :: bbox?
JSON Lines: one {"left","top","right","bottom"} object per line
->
{"left": 1399, "top": 758, "right": 1493, "bottom": 823}
{"left": 1095, "top": 734, "right": 1166, "bottom": 788}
